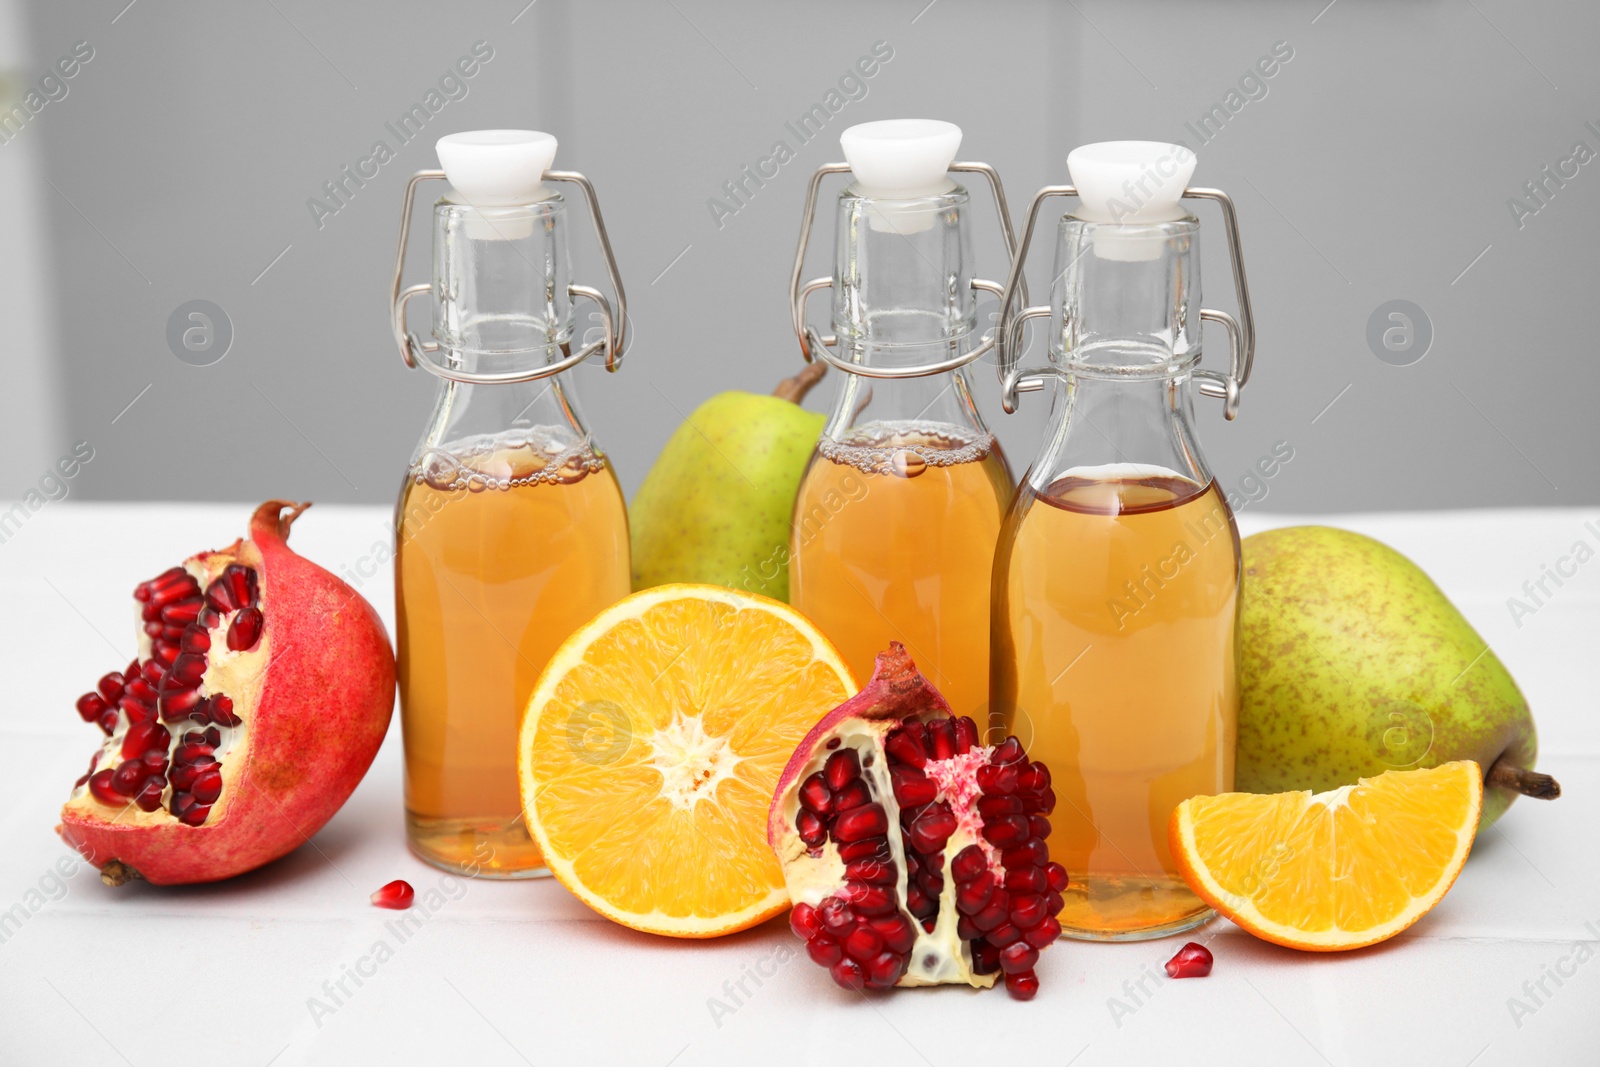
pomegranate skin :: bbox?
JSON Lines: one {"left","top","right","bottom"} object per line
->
{"left": 59, "top": 501, "right": 396, "bottom": 885}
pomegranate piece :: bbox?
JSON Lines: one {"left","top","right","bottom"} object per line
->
{"left": 370, "top": 879, "right": 416, "bottom": 910}
{"left": 58, "top": 501, "right": 395, "bottom": 886}
{"left": 1165, "top": 942, "right": 1213, "bottom": 979}
{"left": 768, "top": 643, "right": 1067, "bottom": 1000}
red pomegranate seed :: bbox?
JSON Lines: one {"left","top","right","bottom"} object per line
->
{"left": 120, "top": 720, "right": 167, "bottom": 760}
{"left": 833, "top": 804, "right": 888, "bottom": 843}
{"left": 135, "top": 779, "right": 166, "bottom": 812}
{"left": 1005, "top": 970, "right": 1040, "bottom": 1000}
{"left": 1045, "top": 862, "right": 1069, "bottom": 892}
{"left": 96, "top": 709, "right": 119, "bottom": 735}
{"left": 819, "top": 898, "right": 855, "bottom": 935}
{"left": 830, "top": 958, "right": 866, "bottom": 990}
{"left": 204, "top": 577, "right": 238, "bottom": 613}
{"left": 120, "top": 696, "right": 154, "bottom": 725}
{"left": 1029, "top": 815, "right": 1052, "bottom": 840}
{"left": 181, "top": 625, "right": 211, "bottom": 655}
{"left": 790, "top": 903, "right": 821, "bottom": 941}
{"left": 159, "top": 687, "right": 205, "bottom": 721}
{"left": 161, "top": 598, "right": 203, "bottom": 627}
{"left": 807, "top": 935, "right": 843, "bottom": 966}
{"left": 834, "top": 779, "right": 872, "bottom": 812}
{"left": 1009, "top": 894, "right": 1048, "bottom": 929}
{"left": 956, "top": 871, "right": 996, "bottom": 914}
{"left": 178, "top": 802, "right": 211, "bottom": 826}
{"left": 76, "top": 692, "right": 107, "bottom": 723}
{"left": 370, "top": 879, "right": 415, "bottom": 910}
{"left": 844, "top": 858, "right": 896, "bottom": 885}
{"left": 870, "top": 914, "right": 916, "bottom": 954}
{"left": 984, "top": 815, "right": 1030, "bottom": 849}
{"left": 951, "top": 843, "right": 987, "bottom": 882}
{"left": 1165, "top": 942, "right": 1213, "bottom": 979}
{"left": 127, "top": 676, "right": 157, "bottom": 703}
{"left": 884, "top": 726, "right": 927, "bottom": 768}
{"left": 953, "top": 717, "right": 979, "bottom": 752}
{"left": 191, "top": 770, "right": 223, "bottom": 805}
{"left": 865, "top": 950, "right": 905, "bottom": 989}
{"left": 1023, "top": 916, "right": 1062, "bottom": 949}
{"left": 88, "top": 769, "right": 120, "bottom": 805}
{"left": 844, "top": 925, "right": 884, "bottom": 962}
{"left": 907, "top": 803, "right": 957, "bottom": 852}
{"left": 1000, "top": 942, "right": 1039, "bottom": 975}
{"left": 208, "top": 694, "right": 241, "bottom": 727}
{"left": 796, "top": 809, "right": 827, "bottom": 848}
{"left": 992, "top": 737, "right": 1025, "bottom": 765}
{"left": 971, "top": 941, "right": 1000, "bottom": 974}
{"left": 110, "top": 760, "right": 146, "bottom": 796}
{"left": 224, "top": 563, "right": 257, "bottom": 609}
{"left": 842, "top": 883, "right": 897, "bottom": 916}
{"left": 988, "top": 923, "right": 1023, "bottom": 948}
{"left": 1006, "top": 867, "right": 1048, "bottom": 895}
{"left": 227, "top": 607, "right": 264, "bottom": 652}
{"left": 837, "top": 837, "right": 888, "bottom": 862}
{"left": 98, "top": 672, "right": 126, "bottom": 702}
{"left": 1003, "top": 840, "right": 1050, "bottom": 869}
{"left": 929, "top": 718, "right": 957, "bottom": 760}
{"left": 824, "top": 749, "right": 860, "bottom": 791}
{"left": 168, "top": 653, "right": 208, "bottom": 689}
{"left": 890, "top": 765, "right": 937, "bottom": 807}
{"left": 972, "top": 899, "right": 1009, "bottom": 933}
{"left": 798, "top": 772, "right": 833, "bottom": 815}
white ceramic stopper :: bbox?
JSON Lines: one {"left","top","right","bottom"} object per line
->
{"left": 841, "top": 119, "right": 960, "bottom": 234}
{"left": 436, "top": 130, "right": 558, "bottom": 207}
{"left": 1066, "top": 141, "right": 1196, "bottom": 261}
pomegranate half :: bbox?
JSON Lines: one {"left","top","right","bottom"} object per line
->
{"left": 768, "top": 643, "right": 1066, "bottom": 1000}
{"left": 58, "top": 501, "right": 395, "bottom": 885}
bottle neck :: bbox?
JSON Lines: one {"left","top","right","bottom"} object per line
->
{"left": 1026, "top": 369, "right": 1210, "bottom": 495}
{"left": 823, "top": 182, "right": 988, "bottom": 446}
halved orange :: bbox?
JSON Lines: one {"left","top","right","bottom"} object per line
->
{"left": 1169, "top": 761, "right": 1482, "bottom": 951}
{"left": 518, "top": 584, "right": 857, "bottom": 938}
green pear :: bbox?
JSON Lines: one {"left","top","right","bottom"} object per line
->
{"left": 630, "top": 363, "right": 827, "bottom": 602}
{"left": 1238, "top": 525, "right": 1559, "bottom": 828}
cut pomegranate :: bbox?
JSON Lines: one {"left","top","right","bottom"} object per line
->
{"left": 1164, "top": 942, "right": 1213, "bottom": 979}
{"left": 769, "top": 643, "right": 1067, "bottom": 1000}
{"left": 57, "top": 501, "right": 396, "bottom": 886}
{"left": 370, "top": 879, "right": 416, "bottom": 910}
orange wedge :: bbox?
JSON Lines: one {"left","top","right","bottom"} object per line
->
{"left": 1169, "top": 761, "right": 1482, "bottom": 951}
{"left": 518, "top": 584, "right": 857, "bottom": 938}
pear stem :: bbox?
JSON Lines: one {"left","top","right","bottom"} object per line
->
{"left": 1486, "top": 757, "right": 1561, "bottom": 800}
{"left": 772, "top": 361, "right": 826, "bottom": 404}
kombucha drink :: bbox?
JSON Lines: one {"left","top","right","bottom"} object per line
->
{"left": 993, "top": 467, "right": 1239, "bottom": 938}
{"left": 791, "top": 421, "right": 1011, "bottom": 719}
{"left": 396, "top": 430, "right": 630, "bottom": 876}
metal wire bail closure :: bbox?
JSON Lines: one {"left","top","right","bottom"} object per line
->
{"left": 389, "top": 168, "right": 630, "bottom": 385}
{"left": 788, "top": 161, "right": 1027, "bottom": 380}
{"left": 995, "top": 185, "right": 1256, "bottom": 419}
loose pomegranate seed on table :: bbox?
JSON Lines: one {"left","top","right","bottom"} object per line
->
{"left": 1165, "top": 942, "right": 1214, "bottom": 978}
{"left": 371, "top": 880, "right": 416, "bottom": 910}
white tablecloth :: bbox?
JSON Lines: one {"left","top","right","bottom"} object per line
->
{"left": 2, "top": 503, "right": 1596, "bottom": 1066}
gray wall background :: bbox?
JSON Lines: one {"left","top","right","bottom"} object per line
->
{"left": 3, "top": 0, "right": 1596, "bottom": 511}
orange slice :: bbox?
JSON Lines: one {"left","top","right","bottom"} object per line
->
{"left": 518, "top": 584, "right": 857, "bottom": 938}
{"left": 1169, "top": 761, "right": 1482, "bottom": 951}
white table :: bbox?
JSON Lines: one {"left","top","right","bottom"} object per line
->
{"left": 2, "top": 503, "right": 1596, "bottom": 1066}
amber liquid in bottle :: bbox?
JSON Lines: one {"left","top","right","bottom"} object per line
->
{"left": 396, "top": 431, "right": 630, "bottom": 876}
{"left": 993, "top": 470, "right": 1239, "bottom": 938}
{"left": 791, "top": 421, "right": 1011, "bottom": 718}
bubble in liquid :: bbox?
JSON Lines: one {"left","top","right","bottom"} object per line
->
{"left": 891, "top": 450, "right": 927, "bottom": 478}
{"left": 419, "top": 450, "right": 463, "bottom": 490}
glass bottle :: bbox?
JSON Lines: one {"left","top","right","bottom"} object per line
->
{"left": 787, "top": 120, "right": 1022, "bottom": 719}
{"left": 388, "top": 131, "right": 632, "bottom": 878}
{"left": 991, "top": 141, "right": 1256, "bottom": 939}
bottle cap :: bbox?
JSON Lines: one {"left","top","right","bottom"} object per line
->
{"left": 841, "top": 119, "right": 960, "bottom": 234}
{"left": 1065, "top": 141, "right": 1196, "bottom": 262}
{"left": 436, "top": 130, "right": 558, "bottom": 207}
